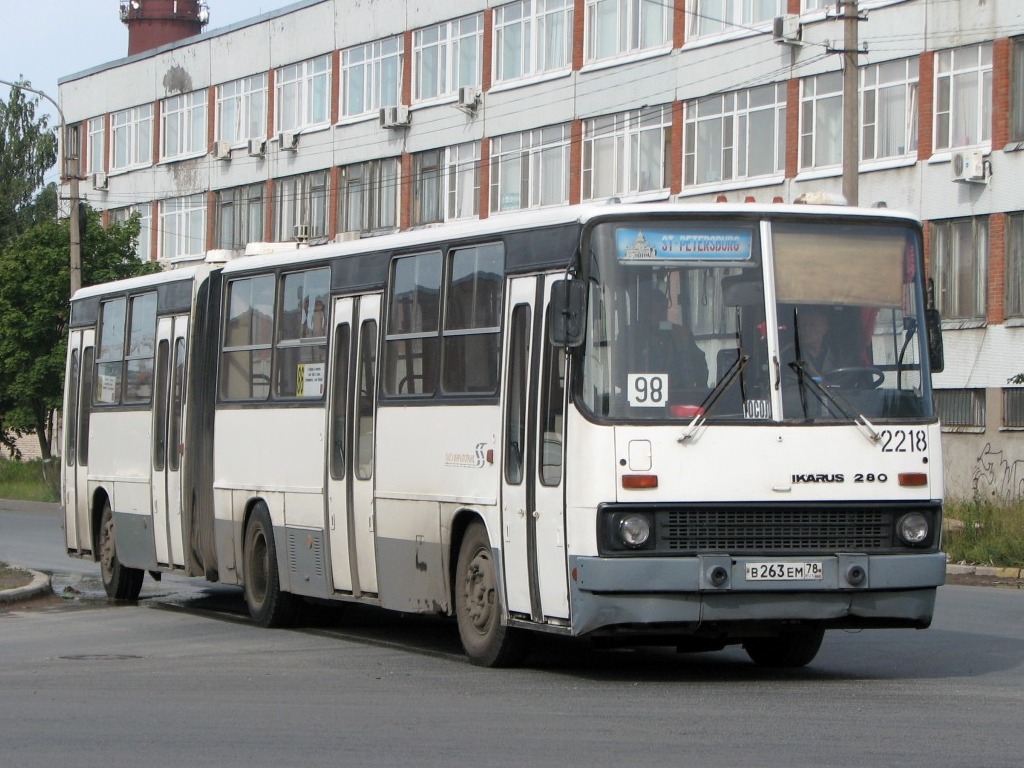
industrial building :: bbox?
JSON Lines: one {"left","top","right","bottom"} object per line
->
{"left": 56, "top": 0, "right": 1024, "bottom": 497}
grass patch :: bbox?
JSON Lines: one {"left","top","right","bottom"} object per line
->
{"left": 944, "top": 499, "right": 1024, "bottom": 567}
{"left": 0, "top": 458, "right": 60, "bottom": 503}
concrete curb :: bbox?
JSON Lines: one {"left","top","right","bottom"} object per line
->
{"left": 0, "top": 568, "right": 52, "bottom": 605}
{"left": 946, "top": 563, "right": 1024, "bottom": 579}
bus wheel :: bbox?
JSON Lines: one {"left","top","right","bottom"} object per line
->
{"left": 455, "top": 522, "right": 528, "bottom": 667}
{"left": 243, "top": 503, "right": 297, "bottom": 628}
{"left": 98, "top": 500, "right": 144, "bottom": 601}
{"left": 743, "top": 628, "right": 825, "bottom": 668}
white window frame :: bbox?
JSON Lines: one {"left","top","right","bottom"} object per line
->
{"left": 338, "top": 157, "right": 400, "bottom": 234}
{"left": 413, "top": 14, "right": 483, "bottom": 103}
{"left": 493, "top": 0, "right": 574, "bottom": 84}
{"left": 1005, "top": 212, "right": 1024, "bottom": 319}
{"left": 687, "top": 0, "right": 782, "bottom": 40}
{"left": 159, "top": 194, "right": 206, "bottom": 263}
{"left": 215, "top": 183, "right": 266, "bottom": 250}
{"left": 860, "top": 58, "right": 918, "bottom": 162}
{"left": 110, "top": 104, "right": 154, "bottom": 171}
{"left": 341, "top": 36, "right": 404, "bottom": 119}
{"left": 110, "top": 205, "right": 153, "bottom": 262}
{"left": 582, "top": 105, "right": 671, "bottom": 201}
{"left": 1012, "top": 38, "right": 1024, "bottom": 143}
{"left": 799, "top": 71, "right": 843, "bottom": 170}
{"left": 585, "top": 0, "right": 670, "bottom": 63}
{"left": 934, "top": 43, "right": 993, "bottom": 152}
{"left": 490, "top": 124, "right": 571, "bottom": 212}
{"left": 86, "top": 116, "right": 105, "bottom": 175}
{"left": 216, "top": 74, "right": 268, "bottom": 144}
{"left": 275, "top": 55, "right": 331, "bottom": 133}
{"left": 274, "top": 171, "right": 330, "bottom": 242}
{"left": 161, "top": 89, "right": 208, "bottom": 161}
{"left": 932, "top": 216, "right": 988, "bottom": 323}
{"left": 684, "top": 83, "right": 786, "bottom": 187}
{"left": 412, "top": 142, "right": 481, "bottom": 225}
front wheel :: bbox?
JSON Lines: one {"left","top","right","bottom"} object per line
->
{"left": 454, "top": 522, "right": 528, "bottom": 667}
{"left": 97, "top": 500, "right": 144, "bottom": 601}
{"left": 243, "top": 502, "right": 297, "bottom": 628}
{"left": 743, "top": 628, "right": 825, "bottom": 668}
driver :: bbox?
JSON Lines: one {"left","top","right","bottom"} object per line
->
{"left": 784, "top": 305, "right": 835, "bottom": 374}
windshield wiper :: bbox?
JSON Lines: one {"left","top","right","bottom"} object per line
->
{"left": 789, "top": 360, "right": 881, "bottom": 445}
{"left": 679, "top": 354, "right": 749, "bottom": 443}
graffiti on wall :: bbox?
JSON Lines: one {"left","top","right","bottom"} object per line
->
{"left": 972, "top": 442, "right": 1024, "bottom": 500}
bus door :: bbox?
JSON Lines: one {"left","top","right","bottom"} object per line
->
{"left": 326, "top": 294, "right": 381, "bottom": 596}
{"left": 151, "top": 315, "right": 189, "bottom": 568}
{"left": 63, "top": 328, "right": 94, "bottom": 553}
{"left": 501, "top": 276, "right": 570, "bottom": 623}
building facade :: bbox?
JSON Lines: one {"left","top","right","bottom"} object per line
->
{"left": 57, "top": 0, "right": 1024, "bottom": 498}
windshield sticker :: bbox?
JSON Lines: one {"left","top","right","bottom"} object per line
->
{"left": 617, "top": 227, "right": 753, "bottom": 263}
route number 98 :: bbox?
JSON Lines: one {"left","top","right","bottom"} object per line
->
{"left": 628, "top": 374, "right": 668, "bottom": 407}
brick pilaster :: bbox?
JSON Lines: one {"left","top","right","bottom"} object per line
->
{"left": 785, "top": 79, "right": 800, "bottom": 178}
{"left": 206, "top": 190, "right": 216, "bottom": 251}
{"left": 482, "top": 9, "right": 493, "bottom": 93}
{"left": 990, "top": 213, "right": 1006, "bottom": 325}
{"left": 993, "top": 38, "right": 1011, "bottom": 149}
{"left": 403, "top": 31, "right": 413, "bottom": 105}
{"left": 673, "top": 0, "right": 686, "bottom": 50}
{"left": 328, "top": 166, "right": 341, "bottom": 238}
{"left": 400, "top": 153, "right": 412, "bottom": 230}
{"left": 572, "top": 0, "right": 585, "bottom": 71}
{"left": 670, "top": 101, "right": 684, "bottom": 195}
{"left": 264, "top": 178, "right": 275, "bottom": 241}
{"left": 570, "top": 119, "right": 583, "bottom": 204}
{"left": 917, "top": 51, "right": 934, "bottom": 161}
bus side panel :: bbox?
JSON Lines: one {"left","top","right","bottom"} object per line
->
{"left": 374, "top": 404, "right": 500, "bottom": 614}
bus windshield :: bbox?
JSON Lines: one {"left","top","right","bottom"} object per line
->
{"left": 579, "top": 217, "right": 934, "bottom": 424}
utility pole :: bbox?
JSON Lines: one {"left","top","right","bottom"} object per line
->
{"left": 836, "top": 0, "right": 865, "bottom": 206}
{"left": 0, "top": 79, "right": 81, "bottom": 296}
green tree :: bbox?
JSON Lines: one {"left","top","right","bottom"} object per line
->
{"left": 0, "top": 81, "right": 57, "bottom": 247}
{"left": 0, "top": 204, "right": 157, "bottom": 459}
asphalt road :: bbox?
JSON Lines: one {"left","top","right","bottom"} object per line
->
{"left": 2, "top": 502, "right": 1024, "bottom": 768}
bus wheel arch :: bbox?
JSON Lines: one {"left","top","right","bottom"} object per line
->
{"left": 93, "top": 492, "right": 144, "bottom": 601}
{"left": 241, "top": 499, "right": 297, "bottom": 628}
{"left": 452, "top": 517, "right": 529, "bottom": 667}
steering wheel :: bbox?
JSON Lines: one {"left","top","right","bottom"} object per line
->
{"left": 822, "top": 366, "right": 885, "bottom": 390}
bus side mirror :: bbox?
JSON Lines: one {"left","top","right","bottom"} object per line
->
{"left": 925, "top": 307, "right": 944, "bottom": 373}
{"left": 548, "top": 279, "right": 586, "bottom": 348}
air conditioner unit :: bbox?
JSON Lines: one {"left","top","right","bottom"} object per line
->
{"left": 293, "top": 224, "right": 310, "bottom": 242}
{"left": 333, "top": 231, "right": 361, "bottom": 243}
{"left": 379, "top": 105, "right": 411, "bottom": 129}
{"left": 92, "top": 172, "right": 108, "bottom": 191}
{"left": 247, "top": 138, "right": 267, "bottom": 157}
{"left": 279, "top": 131, "right": 299, "bottom": 151}
{"left": 456, "top": 85, "right": 480, "bottom": 112}
{"left": 951, "top": 149, "right": 987, "bottom": 183}
{"left": 772, "top": 14, "right": 801, "bottom": 45}
{"left": 214, "top": 141, "right": 232, "bottom": 161}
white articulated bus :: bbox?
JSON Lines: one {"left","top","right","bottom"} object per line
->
{"left": 62, "top": 202, "right": 946, "bottom": 667}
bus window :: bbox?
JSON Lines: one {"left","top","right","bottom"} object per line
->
{"left": 442, "top": 243, "right": 504, "bottom": 394}
{"left": 124, "top": 293, "right": 157, "bottom": 404}
{"left": 504, "top": 305, "right": 531, "bottom": 485}
{"left": 384, "top": 252, "right": 441, "bottom": 396}
{"left": 539, "top": 335, "right": 565, "bottom": 487}
{"left": 78, "top": 347, "right": 93, "bottom": 464}
{"left": 168, "top": 338, "right": 186, "bottom": 473}
{"left": 355, "top": 319, "right": 378, "bottom": 480}
{"left": 274, "top": 268, "right": 329, "bottom": 399}
{"left": 220, "top": 275, "right": 275, "bottom": 400}
{"left": 96, "top": 297, "right": 126, "bottom": 404}
{"left": 153, "top": 340, "right": 170, "bottom": 471}
{"left": 65, "top": 349, "right": 80, "bottom": 465}
{"left": 330, "top": 324, "right": 351, "bottom": 480}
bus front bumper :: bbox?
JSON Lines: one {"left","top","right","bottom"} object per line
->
{"left": 567, "top": 552, "right": 946, "bottom": 637}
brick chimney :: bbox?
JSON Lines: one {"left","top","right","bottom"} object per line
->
{"left": 120, "top": 0, "right": 209, "bottom": 56}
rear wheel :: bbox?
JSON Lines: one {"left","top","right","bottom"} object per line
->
{"left": 743, "top": 628, "right": 825, "bottom": 668}
{"left": 243, "top": 502, "right": 297, "bottom": 628}
{"left": 455, "top": 522, "right": 528, "bottom": 667}
{"left": 97, "top": 500, "right": 144, "bottom": 601}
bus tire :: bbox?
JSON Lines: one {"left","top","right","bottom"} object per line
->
{"left": 743, "top": 628, "right": 825, "bottom": 668}
{"left": 98, "top": 499, "right": 144, "bottom": 601}
{"left": 243, "top": 502, "right": 297, "bottom": 628}
{"left": 454, "top": 521, "right": 529, "bottom": 668}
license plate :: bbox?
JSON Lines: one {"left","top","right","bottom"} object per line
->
{"left": 745, "top": 561, "right": 824, "bottom": 582}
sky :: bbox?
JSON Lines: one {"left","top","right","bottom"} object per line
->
{"left": 0, "top": 0, "right": 299, "bottom": 186}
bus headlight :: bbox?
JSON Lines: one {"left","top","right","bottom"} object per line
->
{"left": 618, "top": 514, "right": 652, "bottom": 548}
{"left": 896, "top": 512, "right": 930, "bottom": 546}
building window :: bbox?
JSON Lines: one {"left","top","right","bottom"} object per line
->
{"left": 87, "top": 116, "right": 105, "bottom": 175}
{"left": 582, "top": 105, "right": 671, "bottom": 200}
{"left": 934, "top": 43, "right": 992, "bottom": 152}
{"left": 110, "top": 206, "right": 153, "bottom": 261}
{"left": 802, "top": 0, "right": 827, "bottom": 11}
{"left": 161, "top": 89, "right": 208, "bottom": 160}
{"left": 412, "top": 142, "right": 481, "bottom": 226}
{"left": 341, "top": 36, "right": 403, "bottom": 118}
{"left": 1007, "top": 213, "right": 1024, "bottom": 318}
{"left": 274, "top": 171, "right": 329, "bottom": 242}
{"left": 585, "top": 0, "right": 669, "bottom": 62}
{"left": 493, "top": 0, "right": 573, "bottom": 83}
{"left": 861, "top": 58, "right": 918, "bottom": 161}
{"left": 934, "top": 389, "right": 985, "bottom": 431}
{"left": 160, "top": 194, "right": 207, "bottom": 262}
{"left": 1012, "top": 39, "right": 1024, "bottom": 142}
{"left": 215, "top": 184, "right": 265, "bottom": 250}
{"left": 688, "top": 0, "right": 781, "bottom": 39}
{"left": 110, "top": 104, "right": 153, "bottom": 170}
{"left": 216, "top": 74, "right": 268, "bottom": 144}
{"left": 932, "top": 216, "right": 988, "bottom": 322}
{"left": 1004, "top": 389, "right": 1024, "bottom": 429}
{"left": 800, "top": 71, "right": 843, "bottom": 170}
{"left": 338, "top": 157, "right": 400, "bottom": 235}
{"left": 276, "top": 55, "right": 331, "bottom": 133}
{"left": 490, "top": 124, "right": 570, "bottom": 212}
{"left": 684, "top": 83, "right": 786, "bottom": 187}
{"left": 413, "top": 14, "right": 483, "bottom": 102}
